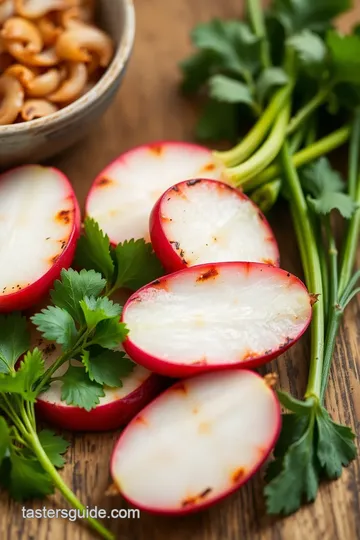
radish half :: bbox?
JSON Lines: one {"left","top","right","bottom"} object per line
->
{"left": 150, "top": 178, "right": 279, "bottom": 272}
{"left": 0, "top": 165, "right": 80, "bottom": 313}
{"left": 33, "top": 336, "right": 164, "bottom": 432}
{"left": 122, "top": 262, "right": 312, "bottom": 377}
{"left": 111, "top": 369, "right": 281, "bottom": 514}
{"left": 86, "top": 142, "right": 226, "bottom": 244}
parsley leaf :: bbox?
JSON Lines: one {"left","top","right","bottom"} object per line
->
{"left": 60, "top": 364, "right": 105, "bottom": 411}
{"left": 5, "top": 454, "right": 54, "bottom": 501}
{"left": 32, "top": 307, "right": 78, "bottom": 352}
{"left": 82, "top": 350, "right": 134, "bottom": 387}
{"left": 113, "top": 239, "right": 163, "bottom": 291}
{"left": 37, "top": 430, "right": 70, "bottom": 469}
{"left": 256, "top": 67, "right": 288, "bottom": 105}
{"left": 328, "top": 31, "right": 360, "bottom": 85}
{"left": 51, "top": 269, "right": 106, "bottom": 323}
{"left": 80, "top": 296, "right": 122, "bottom": 331}
{"left": 288, "top": 30, "right": 327, "bottom": 77}
{"left": 0, "top": 417, "right": 10, "bottom": 466}
{"left": 0, "top": 350, "right": 44, "bottom": 400}
{"left": 209, "top": 75, "right": 256, "bottom": 108}
{"left": 75, "top": 218, "right": 115, "bottom": 282}
{"left": 91, "top": 319, "right": 129, "bottom": 350}
{"left": 0, "top": 314, "right": 30, "bottom": 374}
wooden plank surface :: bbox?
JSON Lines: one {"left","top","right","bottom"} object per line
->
{"left": 1, "top": 1, "right": 360, "bottom": 539}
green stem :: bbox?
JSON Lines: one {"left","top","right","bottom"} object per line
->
{"left": 243, "top": 125, "right": 351, "bottom": 191}
{"left": 20, "top": 409, "right": 114, "bottom": 540}
{"left": 320, "top": 310, "right": 342, "bottom": 403}
{"left": 287, "top": 86, "right": 331, "bottom": 136}
{"left": 340, "top": 269, "right": 360, "bottom": 305}
{"left": 348, "top": 109, "right": 360, "bottom": 199}
{"left": 246, "top": 0, "right": 271, "bottom": 68}
{"left": 325, "top": 216, "right": 338, "bottom": 313}
{"left": 214, "top": 87, "right": 290, "bottom": 167}
{"left": 280, "top": 143, "right": 324, "bottom": 399}
{"left": 342, "top": 287, "right": 360, "bottom": 308}
{"left": 228, "top": 102, "right": 290, "bottom": 185}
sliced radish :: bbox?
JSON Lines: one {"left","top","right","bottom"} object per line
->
{"left": 111, "top": 370, "right": 281, "bottom": 514}
{"left": 86, "top": 142, "right": 226, "bottom": 244}
{"left": 121, "top": 262, "right": 312, "bottom": 377}
{"left": 150, "top": 178, "right": 279, "bottom": 272}
{"left": 33, "top": 334, "right": 164, "bottom": 432}
{"left": 0, "top": 165, "right": 80, "bottom": 313}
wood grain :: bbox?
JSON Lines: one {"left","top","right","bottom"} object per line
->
{"left": 1, "top": 1, "right": 360, "bottom": 539}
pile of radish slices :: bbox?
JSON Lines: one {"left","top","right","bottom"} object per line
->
{"left": 0, "top": 142, "right": 313, "bottom": 515}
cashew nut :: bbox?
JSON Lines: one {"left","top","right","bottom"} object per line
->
{"left": 60, "top": 2, "right": 93, "bottom": 28}
{"left": 48, "top": 61, "right": 87, "bottom": 102}
{"left": 55, "top": 23, "right": 114, "bottom": 67}
{"left": 14, "top": 0, "right": 73, "bottom": 19}
{"left": 0, "top": 51, "right": 13, "bottom": 72}
{"left": 0, "top": 0, "right": 14, "bottom": 25}
{"left": 1, "top": 17, "right": 43, "bottom": 53}
{"left": 0, "top": 74, "right": 24, "bottom": 124}
{"left": 20, "top": 98, "right": 58, "bottom": 120}
{"left": 4, "top": 62, "right": 36, "bottom": 84}
{"left": 6, "top": 42, "right": 59, "bottom": 66}
{"left": 37, "top": 14, "right": 62, "bottom": 46}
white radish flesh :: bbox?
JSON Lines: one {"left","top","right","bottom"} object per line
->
{"left": 111, "top": 370, "right": 281, "bottom": 514}
{"left": 86, "top": 142, "right": 226, "bottom": 244}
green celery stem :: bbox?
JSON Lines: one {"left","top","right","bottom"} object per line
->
{"left": 287, "top": 87, "right": 331, "bottom": 136}
{"left": 280, "top": 143, "right": 324, "bottom": 399}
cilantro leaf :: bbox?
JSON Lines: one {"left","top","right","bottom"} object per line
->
{"left": 91, "top": 318, "right": 129, "bottom": 350}
{"left": 75, "top": 217, "right": 115, "bottom": 282}
{"left": 0, "top": 350, "right": 44, "bottom": 400}
{"left": 60, "top": 364, "right": 105, "bottom": 411}
{"left": 196, "top": 99, "right": 239, "bottom": 142}
{"left": 328, "top": 31, "right": 360, "bottom": 85}
{"left": 82, "top": 350, "right": 135, "bottom": 387}
{"left": 37, "top": 430, "right": 70, "bottom": 469}
{"left": 32, "top": 307, "right": 78, "bottom": 352}
{"left": 209, "top": 75, "right": 256, "bottom": 108}
{"left": 80, "top": 296, "right": 122, "bottom": 330}
{"left": 0, "top": 417, "right": 10, "bottom": 466}
{"left": 6, "top": 454, "right": 54, "bottom": 500}
{"left": 0, "top": 313, "right": 30, "bottom": 374}
{"left": 288, "top": 30, "right": 327, "bottom": 77}
{"left": 113, "top": 239, "right": 163, "bottom": 291}
{"left": 301, "top": 158, "right": 357, "bottom": 218}
{"left": 256, "top": 67, "right": 288, "bottom": 105}
{"left": 51, "top": 269, "right": 106, "bottom": 323}
{"left": 180, "top": 50, "right": 217, "bottom": 94}
{"left": 315, "top": 408, "right": 357, "bottom": 478}
{"left": 271, "top": 0, "right": 351, "bottom": 34}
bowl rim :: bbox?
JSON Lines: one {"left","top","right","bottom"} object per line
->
{"left": 0, "top": 0, "right": 136, "bottom": 134}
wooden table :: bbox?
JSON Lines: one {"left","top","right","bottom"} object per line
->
{"left": 1, "top": 1, "right": 360, "bottom": 539}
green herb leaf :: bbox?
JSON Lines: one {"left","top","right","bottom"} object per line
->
{"left": 209, "top": 74, "right": 255, "bottom": 107}
{"left": 60, "top": 364, "right": 105, "bottom": 411}
{"left": 113, "top": 239, "right": 163, "bottom": 291}
{"left": 328, "top": 31, "right": 360, "bottom": 84}
{"left": 5, "top": 454, "right": 54, "bottom": 500}
{"left": 82, "top": 350, "right": 135, "bottom": 387}
{"left": 51, "top": 269, "right": 106, "bottom": 323}
{"left": 307, "top": 193, "right": 357, "bottom": 218}
{"left": 32, "top": 307, "right": 78, "bottom": 352}
{"left": 75, "top": 217, "right": 115, "bottom": 282}
{"left": 315, "top": 407, "right": 357, "bottom": 478}
{"left": 37, "top": 430, "right": 70, "bottom": 469}
{"left": 256, "top": 67, "right": 288, "bottom": 105}
{"left": 288, "top": 30, "right": 327, "bottom": 76}
{"left": 0, "top": 417, "right": 10, "bottom": 466}
{"left": 91, "top": 318, "right": 129, "bottom": 350}
{"left": 0, "top": 313, "right": 30, "bottom": 374}
{"left": 180, "top": 50, "right": 217, "bottom": 94}
{"left": 0, "top": 350, "right": 44, "bottom": 400}
{"left": 80, "top": 296, "right": 122, "bottom": 331}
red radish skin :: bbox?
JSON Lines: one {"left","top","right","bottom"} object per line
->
{"left": 86, "top": 141, "right": 226, "bottom": 244}
{"left": 150, "top": 178, "right": 280, "bottom": 273}
{"left": 111, "top": 370, "right": 281, "bottom": 515}
{"left": 0, "top": 165, "right": 80, "bottom": 313}
{"left": 33, "top": 338, "right": 164, "bottom": 432}
{"left": 121, "top": 262, "right": 312, "bottom": 378}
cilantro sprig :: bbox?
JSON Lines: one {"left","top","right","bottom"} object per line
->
{"left": 183, "top": 0, "right": 360, "bottom": 517}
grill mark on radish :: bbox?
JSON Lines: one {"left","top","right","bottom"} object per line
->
{"left": 148, "top": 144, "right": 164, "bottom": 156}
{"left": 55, "top": 209, "right": 72, "bottom": 225}
{"left": 49, "top": 254, "right": 61, "bottom": 265}
{"left": 231, "top": 467, "right": 246, "bottom": 484}
{"left": 279, "top": 337, "right": 294, "bottom": 349}
{"left": 262, "top": 258, "right": 275, "bottom": 266}
{"left": 172, "top": 382, "right": 187, "bottom": 394}
{"left": 170, "top": 241, "right": 181, "bottom": 250}
{"left": 186, "top": 179, "right": 202, "bottom": 186}
{"left": 152, "top": 280, "right": 169, "bottom": 292}
{"left": 196, "top": 267, "right": 218, "bottom": 282}
{"left": 181, "top": 488, "right": 213, "bottom": 507}
{"left": 242, "top": 350, "right": 260, "bottom": 362}
{"left": 258, "top": 211, "right": 265, "bottom": 221}
{"left": 134, "top": 416, "right": 148, "bottom": 426}
{"left": 95, "top": 176, "right": 113, "bottom": 188}
{"left": 172, "top": 185, "right": 179, "bottom": 192}
{"left": 160, "top": 214, "right": 172, "bottom": 222}
{"left": 200, "top": 162, "right": 216, "bottom": 173}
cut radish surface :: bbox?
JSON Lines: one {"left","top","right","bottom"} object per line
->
{"left": 0, "top": 166, "right": 80, "bottom": 312}
{"left": 122, "top": 262, "right": 312, "bottom": 377}
{"left": 111, "top": 370, "right": 281, "bottom": 514}
{"left": 33, "top": 335, "right": 164, "bottom": 432}
{"left": 150, "top": 178, "right": 279, "bottom": 272}
{"left": 86, "top": 142, "right": 226, "bottom": 244}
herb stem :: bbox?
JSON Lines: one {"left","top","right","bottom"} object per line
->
{"left": 20, "top": 409, "right": 114, "bottom": 540}
{"left": 325, "top": 216, "right": 338, "bottom": 313}
{"left": 280, "top": 142, "right": 324, "bottom": 399}
{"left": 287, "top": 87, "right": 331, "bottom": 136}
{"left": 243, "top": 125, "right": 351, "bottom": 191}
{"left": 246, "top": 0, "right": 271, "bottom": 68}
{"left": 320, "top": 310, "right": 342, "bottom": 403}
